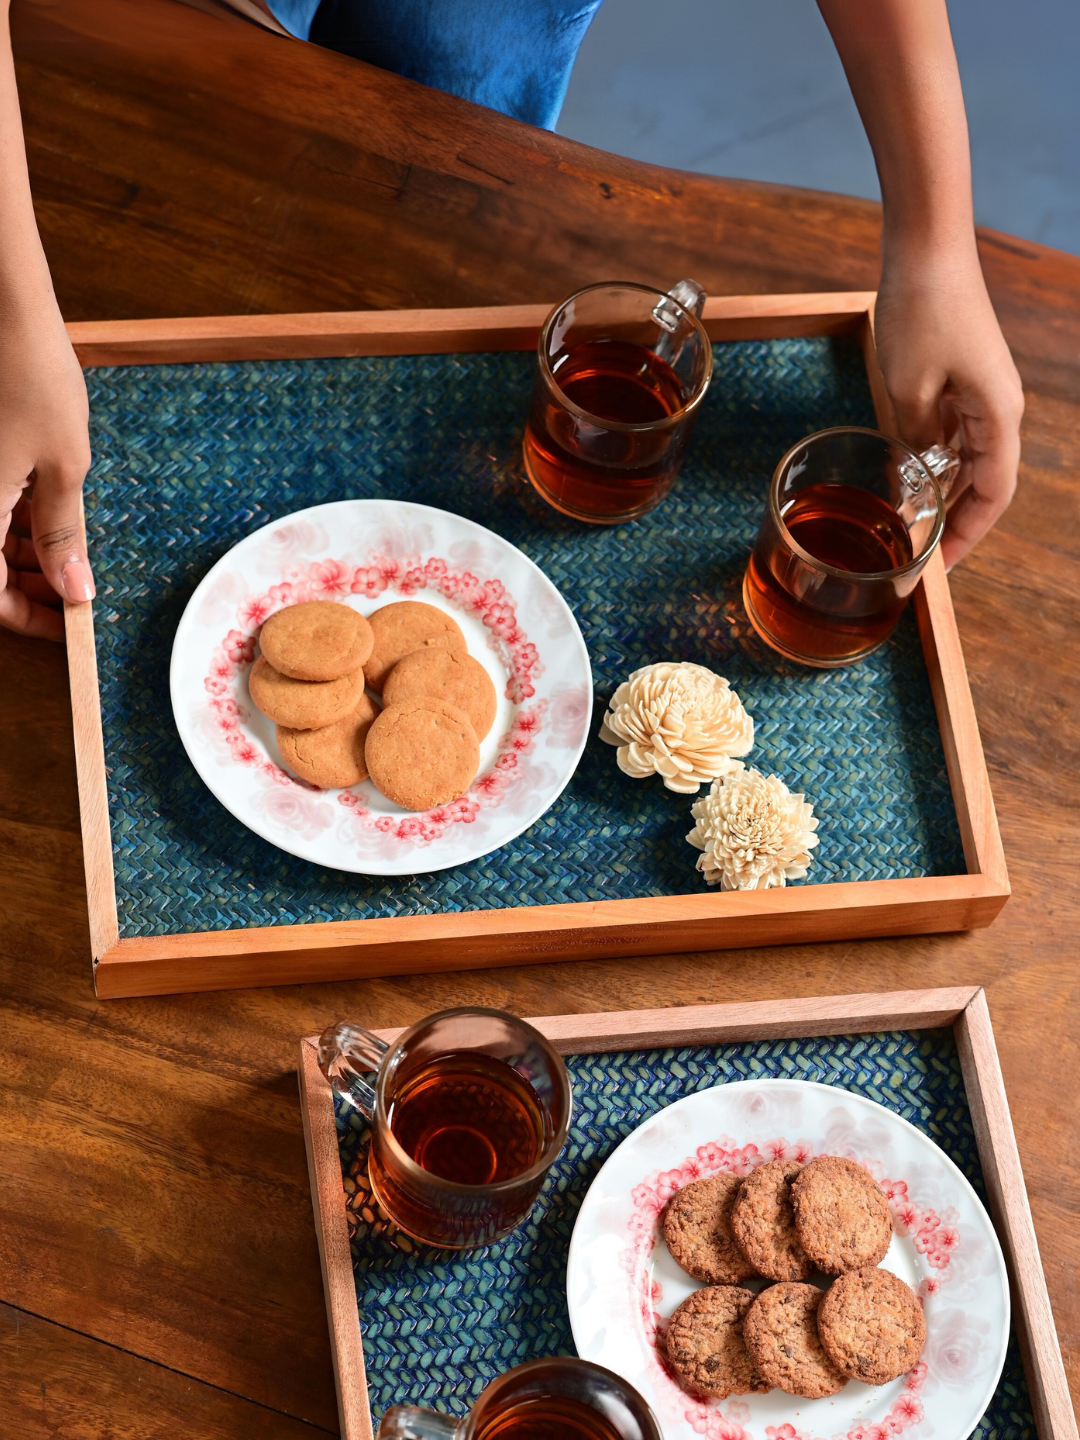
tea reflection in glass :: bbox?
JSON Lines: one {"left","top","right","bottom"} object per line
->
{"left": 523, "top": 281, "right": 712, "bottom": 524}
{"left": 376, "top": 1356, "right": 663, "bottom": 1440}
{"left": 318, "top": 1008, "right": 571, "bottom": 1249}
{"left": 743, "top": 427, "right": 959, "bottom": 667}
{"left": 383, "top": 1049, "right": 545, "bottom": 1186}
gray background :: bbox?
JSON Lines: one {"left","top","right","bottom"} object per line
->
{"left": 559, "top": 0, "right": 1080, "bottom": 256}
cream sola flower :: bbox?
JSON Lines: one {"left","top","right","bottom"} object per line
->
{"left": 687, "top": 767, "right": 819, "bottom": 890}
{"left": 599, "top": 661, "right": 754, "bottom": 793}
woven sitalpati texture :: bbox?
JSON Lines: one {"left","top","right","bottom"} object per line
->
{"left": 84, "top": 339, "right": 965, "bottom": 938}
{"left": 335, "top": 1031, "right": 1034, "bottom": 1438}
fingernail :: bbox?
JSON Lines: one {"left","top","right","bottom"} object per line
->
{"left": 62, "top": 560, "right": 96, "bottom": 603}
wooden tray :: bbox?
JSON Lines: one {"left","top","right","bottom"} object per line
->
{"left": 66, "top": 294, "right": 1009, "bottom": 998}
{"left": 297, "top": 987, "right": 1073, "bottom": 1440}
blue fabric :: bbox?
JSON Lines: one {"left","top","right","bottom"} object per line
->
{"left": 265, "top": 0, "right": 320, "bottom": 38}
{"left": 269, "top": 0, "right": 604, "bottom": 128}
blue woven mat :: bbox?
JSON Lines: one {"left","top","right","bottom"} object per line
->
{"left": 334, "top": 1031, "right": 1033, "bottom": 1438}
{"left": 84, "top": 338, "right": 965, "bottom": 938}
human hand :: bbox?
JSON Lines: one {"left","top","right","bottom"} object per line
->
{"left": 874, "top": 247, "right": 1024, "bottom": 570}
{"left": 0, "top": 296, "right": 93, "bottom": 640}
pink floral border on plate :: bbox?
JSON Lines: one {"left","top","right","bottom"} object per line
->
{"left": 623, "top": 1137, "right": 960, "bottom": 1440}
{"left": 201, "top": 552, "right": 547, "bottom": 846}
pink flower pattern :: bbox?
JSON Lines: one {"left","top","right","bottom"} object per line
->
{"left": 621, "top": 1137, "right": 955, "bottom": 1440}
{"left": 253, "top": 782, "right": 334, "bottom": 839}
{"left": 205, "top": 696, "right": 294, "bottom": 787}
{"left": 203, "top": 552, "right": 554, "bottom": 850}
{"left": 223, "top": 629, "right": 256, "bottom": 665}
{"left": 891, "top": 1195, "right": 962, "bottom": 1270}
{"left": 310, "top": 557, "right": 354, "bottom": 596}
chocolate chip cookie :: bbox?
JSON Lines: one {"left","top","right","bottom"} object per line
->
{"left": 817, "top": 1266, "right": 926, "bottom": 1384}
{"left": 743, "top": 1282, "right": 848, "bottom": 1398}
{"left": 665, "top": 1286, "right": 769, "bottom": 1399}
{"left": 731, "top": 1159, "right": 814, "bottom": 1281}
{"left": 790, "top": 1156, "right": 893, "bottom": 1274}
{"left": 664, "top": 1174, "right": 759, "bottom": 1285}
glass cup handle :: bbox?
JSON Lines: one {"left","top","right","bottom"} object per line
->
{"left": 651, "top": 278, "right": 707, "bottom": 366}
{"left": 376, "top": 1405, "right": 462, "bottom": 1439}
{"left": 918, "top": 443, "right": 962, "bottom": 503}
{"left": 316, "top": 1021, "right": 390, "bottom": 1119}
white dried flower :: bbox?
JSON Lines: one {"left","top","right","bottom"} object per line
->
{"left": 599, "top": 661, "right": 754, "bottom": 794}
{"left": 687, "top": 767, "right": 818, "bottom": 890}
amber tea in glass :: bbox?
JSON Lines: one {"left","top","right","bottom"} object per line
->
{"left": 473, "top": 1388, "right": 621, "bottom": 1440}
{"left": 376, "top": 1357, "right": 662, "bottom": 1440}
{"left": 318, "top": 1008, "right": 571, "bottom": 1248}
{"left": 524, "top": 280, "right": 712, "bottom": 523}
{"left": 743, "top": 427, "right": 960, "bottom": 667}
{"left": 385, "top": 1051, "right": 545, "bottom": 1186}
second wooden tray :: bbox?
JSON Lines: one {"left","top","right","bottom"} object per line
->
{"left": 298, "top": 988, "right": 1072, "bottom": 1440}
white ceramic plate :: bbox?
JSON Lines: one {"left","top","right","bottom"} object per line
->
{"left": 170, "top": 499, "right": 592, "bottom": 875}
{"left": 567, "top": 1079, "right": 1009, "bottom": 1440}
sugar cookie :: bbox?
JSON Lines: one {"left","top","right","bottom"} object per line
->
{"left": 259, "top": 601, "right": 373, "bottom": 681}
{"left": 382, "top": 647, "right": 497, "bottom": 741}
{"left": 277, "top": 694, "right": 379, "bottom": 788}
{"left": 365, "top": 698, "right": 479, "bottom": 810}
{"left": 364, "top": 601, "right": 466, "bottom": 692}
{"left": 248, "top": 654, "right": 365, "bottom": 729}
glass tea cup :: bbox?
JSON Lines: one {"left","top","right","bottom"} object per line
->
{"left": 523, "top": 279, "right": 713, "bottom": 524}
{"left": 376, "top": 1357, "right": 662, "bottom": 1440}
{"left": 742, "top": 425, "right": 961, "bottom": 667}
{"left": 318, "top": 1007, "right": 572, "bottom": 1249}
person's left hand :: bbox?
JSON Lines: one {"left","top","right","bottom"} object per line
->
{"left": 873, "top": 244, "right": 1024, "bottom": 570}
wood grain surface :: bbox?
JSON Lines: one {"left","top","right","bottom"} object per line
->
{"left": 2, "top": 0, "right": 1078, "bottom": 1434}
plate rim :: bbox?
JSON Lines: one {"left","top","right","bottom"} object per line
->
{"left": 168, "top": 497, "right": 593, "bottom": 876}
{"left": 566, "top": 1075, "right": 1011, "bottom": 1440}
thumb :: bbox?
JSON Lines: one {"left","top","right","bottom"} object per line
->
{"left": 30, "top": 463, "right": 96, "bottom": 604}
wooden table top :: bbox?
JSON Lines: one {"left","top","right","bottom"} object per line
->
{"left": 3, "top": 0, "right": 1079, "bottom": 1434}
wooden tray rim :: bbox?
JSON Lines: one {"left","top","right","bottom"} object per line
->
{"left": 65, "top": 293, "right": 1009, "bottom": 998}
{"left": 297, "top": 986, "right": 1075, "bottom": 1440}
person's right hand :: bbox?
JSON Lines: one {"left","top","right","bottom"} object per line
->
{"left": 0, "top": 294, "right": 93, "bottom": 641}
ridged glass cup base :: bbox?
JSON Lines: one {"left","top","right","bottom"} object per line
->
{"left": 741, "top": 570, "right": 893, "bottom": 669}
{"left": 522, "top": 442, "right": 670, "bottom": 525}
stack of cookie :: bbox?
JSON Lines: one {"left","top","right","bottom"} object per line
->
{"left": 662, "top": 1156, "right": 926, "bottom": 1401}
{"left": 250, "top": 599, "right": 497, "bottom": 810}
{"left": 250, "top": 601, "right": 378, "bottom": 789}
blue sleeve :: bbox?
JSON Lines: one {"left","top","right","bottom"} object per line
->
{"left": 265, "top": 0, "right": 321, "bottom": 39}
{"left": 269, "top": 0, "right": 604, "bottom": 129}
